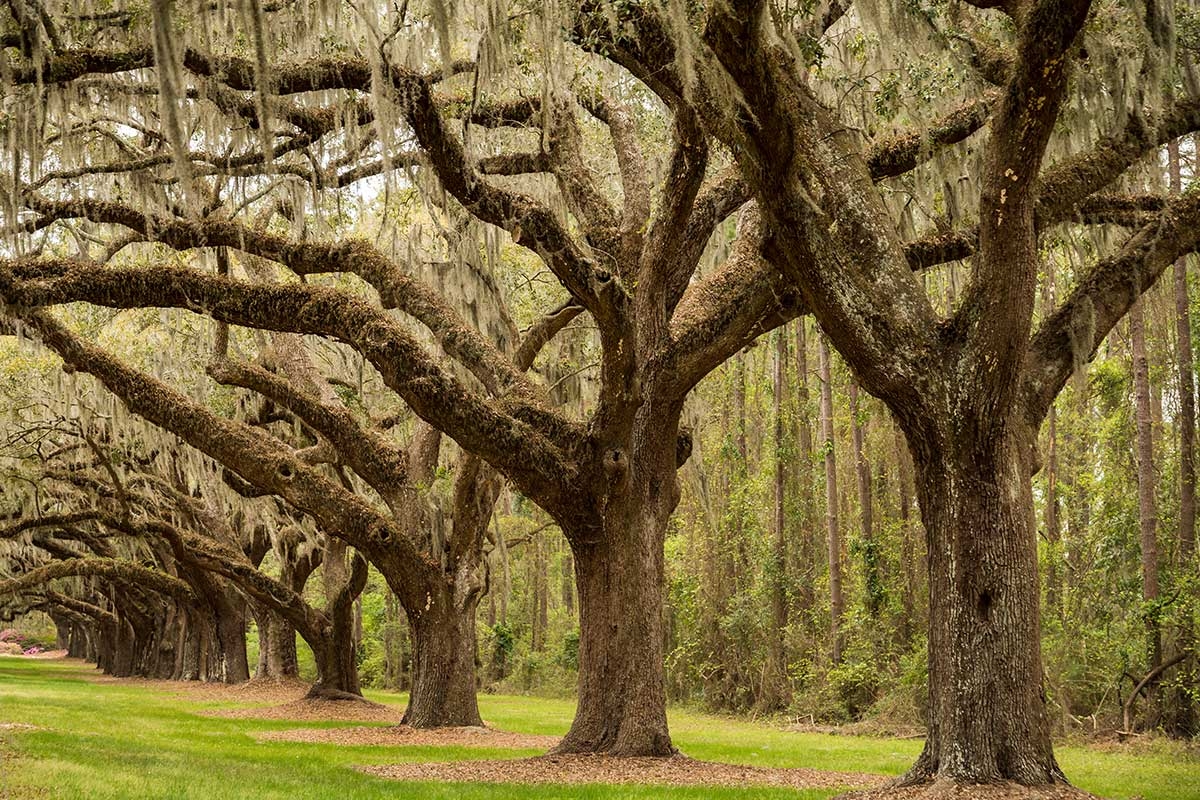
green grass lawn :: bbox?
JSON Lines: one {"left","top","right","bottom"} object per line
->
{"left": 0, "top": 656, "right": 1195, "bottom": 799}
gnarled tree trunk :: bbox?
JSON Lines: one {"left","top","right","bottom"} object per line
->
{"left": 306, "top": 550, "right": 367, "bottom": 699}
{"left": 904, "top": 418, "right": 1061, "bottom": 784}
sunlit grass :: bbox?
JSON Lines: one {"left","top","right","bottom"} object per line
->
{"left": 0, "top": 656, "right": 1195, "bottom": 799}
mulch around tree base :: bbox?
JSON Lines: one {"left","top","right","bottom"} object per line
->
{"left": 833, "top": 779, "right": 1106, "bottom": 800}
{"left": 257, "top": 724, "right": 560, "bottom": 749}
{"left": 361, "top": 753, "right": 886, "bottom": 790}
{"left": 201, "top": 697, "right": 400, "bottom": 722}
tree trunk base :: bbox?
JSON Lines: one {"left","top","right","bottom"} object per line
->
{"left": 834, "top": 778, "right": 1102, "bottom": 800}
{"left": 550, "top": 723, "right": 677, "bottom": 758}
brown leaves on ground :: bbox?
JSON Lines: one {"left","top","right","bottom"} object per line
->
{"left": 201, "top": 697, "right": 399, "bottom": 722}
{"left": 361, "top": 753, "right": 886, "bottom": 790}
{"left": 256, "top": 724, "right": 559, "bottom": 749}
{"left": 85, "top": 673, "right": 315, "bottom": 706}
{"left": 835, "top": 779, "right": 1107, "bottom": 800}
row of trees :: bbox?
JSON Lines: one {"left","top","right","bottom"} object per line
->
{"left": 1, "top": 0, "right": 1198, "bottom": 793}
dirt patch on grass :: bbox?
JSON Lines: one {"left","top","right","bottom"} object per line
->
{"left": 86, "top": 674, "right": 315, "bottom": 705}
{"left": 362, "top": 753, "right": 885, "bottom": 790}
{"left": 834, "top": 780, "right": 1106, "bottom": 800}
{"left": 0, "top": 723, "right": 39, "bottom": 731}
{"left": 257, "top": 724, "right": 558, "bottom": 749}
{"left": 202, "top": 697, "right": 400, "bottom": 723}
{"left": 78, "top": 666, "right": 406, "bottom": 721}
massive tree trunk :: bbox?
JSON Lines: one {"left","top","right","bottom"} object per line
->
{"left": 554, "top": 405, "right": 680, "bottom": 757}
{"left": 402, "top": 581, "right": 483, "bottom": 727}
{"left": 904, "top": 418, "right": 1062, "bottom": 784}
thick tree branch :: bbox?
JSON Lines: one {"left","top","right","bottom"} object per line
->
{"left": 0, "top": 557, "right": 195, "bottom": 603}
{"left": 20, "top": 196, "right": 530, "bottom": 399}
{"left": 205, "top": 358, "right": 411, "bottom": 512}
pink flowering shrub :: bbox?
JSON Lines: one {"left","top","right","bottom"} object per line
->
{"left": 0, "top": 629, "right": 53, "bottom": 652}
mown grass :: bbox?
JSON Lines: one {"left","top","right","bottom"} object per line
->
{"left": 0, "top": 656, "right": 1195, "bottom": 799}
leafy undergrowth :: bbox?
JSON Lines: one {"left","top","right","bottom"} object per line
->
{"left": 0, "top": 656, "right": 1196, "bottom": 800}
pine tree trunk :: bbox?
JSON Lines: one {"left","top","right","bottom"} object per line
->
{"left": 850, "top": 380, "right": 879, "bottom": 615}
{"left": 793, "top": 320, "right": 817, "bottom": 620}
{"left": 1168, "top": 137, "right": 1198, "bottom": 736}
{"left": 895, "top": 426, "right": 919, "bottom": 644}
{"left": 818, "top": 333, "right": 844, "bottom": 665}
{"left": 760, "top": 326, "right": 791, "bottom": 712}
{"left": 532, "top": 536, "right": 547, "bottom": 652}
{"left": 904, "top": 422, "right": 1063, "bottom": 784}
{"left": 1131, "top": 299, "right": 1163, "bottom": 683}
{"left": 1042, "top": 270, "right": 1063, "bottom": 621}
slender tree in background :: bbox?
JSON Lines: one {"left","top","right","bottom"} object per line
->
{"left": 1171, "top": 140, "right": 1197, "bottom": 567}
{"left": 818, "top": 333, "right": 843, "bottom": 666}
{"left": 849, "top": 380, "right": 879, "bottom": 617}
{"left": 1042, "top": 269, "right": 1063, "bottom": 621}
{"left": 761, "top": 326, "right": 790, "bottom": 711}
{"left": 1131, "top": 297, "right": 1163, "bottom": 684}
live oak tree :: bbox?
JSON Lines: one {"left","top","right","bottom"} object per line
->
{"left": 1, "top": 0, "right": 787, "bottom": 754}
{"left": 619, "top": 0, "right": 1200, "bottom": 788}
{"left": 2, "top": 0, "right": 995, "bottom": 754}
